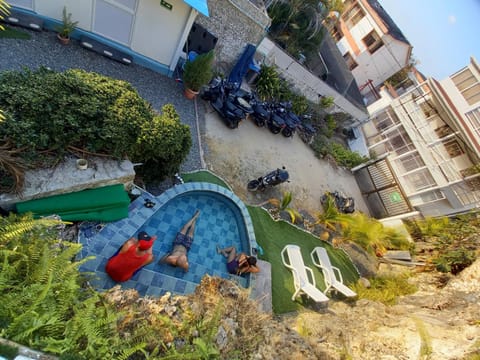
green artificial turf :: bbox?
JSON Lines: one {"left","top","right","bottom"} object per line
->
{"left": 0, "top": 26, "right": 31, "bottom": 40}
{"left": 181, "top": 170, "right": 230, "bottom": 189}
{"left": 181, "top": 170, "right": 359, "bottom": 314}
{"left": 247, "top": 206, "right": 359, "bottom": 314}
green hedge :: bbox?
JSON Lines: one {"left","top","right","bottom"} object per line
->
{"left": 0, "top": 67, "right": 191, "bottom": 180}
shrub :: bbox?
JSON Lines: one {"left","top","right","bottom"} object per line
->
{"left": 133, "top": 104, "right": 192, "bottom": 182}
{"left": 319, "top": 96, "right": 334, "bottom": 109}
{"left": 329, "top": 142, "right": 367, "bottom": 168}
{"left": 255, "top": 64, "right": 280, "bottom": 101}
{"left": 0, "top": 67, "right": 191, "bottom": 183}
{"left": 351, "top": 273, "right": 417, "bottom": 305}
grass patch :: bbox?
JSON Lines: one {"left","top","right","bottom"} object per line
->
{"left": 0, "top": 26, "right": 31, "bottom": 40}
{"left": 181, "top": 170, "right": 230, "bottom": 189}
{"left": 351, "top": 273, "right": 417, "bottom": 305}
{"left": 182, "top": 170, "right": 360, "bottom": 314}
{"left": 414, "top": 317, "right": 432, "bottom": 359}
{"left": 248, "top": 206, "right": 359, "bottom": 314}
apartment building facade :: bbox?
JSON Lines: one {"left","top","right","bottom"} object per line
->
{"left": 359, "top": 57, "right": 480, "bottom": 218}
{"left": 331, "top": 0, "right": 412, "bottom": 104}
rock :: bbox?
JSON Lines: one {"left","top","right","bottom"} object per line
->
{"left": 340, "top": 242, "right": 378, "bottom": 277}
{"left": 359, "top": 276, "right": 371, "bottom": 288}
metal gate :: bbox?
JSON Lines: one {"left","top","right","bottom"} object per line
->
{"left": 353, "top": 157, "right": 413, "bottom": 219}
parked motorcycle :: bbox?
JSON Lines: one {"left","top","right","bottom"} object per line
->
{"left": 201, "top": 77, "right": 253, "bottom": 129}
{"left": 249, "top": 95, "right": 271, "bottom": 127}
{"left": 277, "top": 101, "right": 300, "bottom": 137}
{"left": 247, "top": 167, "right": 289, "bottom": 191}
{"left": 266, "top": 102, "right": 287, "bottom": 134}
{"left": 297, "top": 114, "right": 316, "bottom": 145}
{"left": 320, "top": 191, "right": 355, "bottom": 213}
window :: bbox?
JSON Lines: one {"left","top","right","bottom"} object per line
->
{"left": 385, "top": 127, "right": 415, "bottom": 155}
{"left": 443, "top": 139, "right": 464, "bottom": 157}
{"left": 362, "top": 31, "right": 383, "bottom": 54}
{"left": 343, "top": 52, "right": 358, "bottom": 70}
{"left": 331, "top": 25, "right": 343, "bottom": 42}
{"left": 343, "top": 2, "right": 365, "bottom": 28}
{"left": 465, "top": 107, "right": 480, "bottom": 138}
{"left": 451, "top": 68, "right": 480, "bottom": 105}
{"left": 372, "top": 108, "right": 400, "bottom": 132}
{"left": 419, "top": 190, "right": 445, "bottom": 203}
{"left": 407, "top": 169, "right": 436, "bottom": 192}
{"left": 434, "top": 125, "right": 453, "bottom": 138}
{"left": 395, "top": 152, "right": 425, "bottom": 173}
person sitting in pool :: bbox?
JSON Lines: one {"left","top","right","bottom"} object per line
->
{"left": 159, "top": 210, "right": 200, "bottom": 272}
{"left": 216, "top": 245, "right": 259, "bottom": 275}
{"left": 105, "top": 231, "right": 157, "bottom": 282}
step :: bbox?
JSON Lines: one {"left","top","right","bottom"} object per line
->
{"left": 155, "top": 259, "right": 248, "bottom": 288}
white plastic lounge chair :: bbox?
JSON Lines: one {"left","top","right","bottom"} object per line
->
{"left": 280, "top": 245, "right": 329, "bottom": 303}
{"left": 310, "top": 247, "right": 357, "bottom": 298}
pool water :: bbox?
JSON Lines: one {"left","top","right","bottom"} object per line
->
{"left": 78, "top": 183, "right": 257, "bottom": 297}
{"left": 144, "top": 191, "right": 249, "bottom": 272}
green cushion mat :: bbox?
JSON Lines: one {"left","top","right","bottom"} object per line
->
{"left": 16, "top": 184, "right": 130, "bottom": 222}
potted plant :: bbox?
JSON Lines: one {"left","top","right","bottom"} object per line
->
{"left": 56, "top": 6, "right": 78, "bottom": 45}
{"left": 182, "top": 50, "right": 214, "bottom": 99}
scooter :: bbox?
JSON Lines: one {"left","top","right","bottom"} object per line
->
{"left": 321, "top": 191, "right": 355, "bottom": 213}
{"left": 201, "top": 78, "right": 252, "bottom": 129}
{"left": 297, "top": 114, "right": 316, "bottom": 144}
{"left": 247, "top": 167, "right": 289, "bottom": 192}
{"left": 273, "top": 101, "right": 301, "bottom": 138}
{"left": 267, "top": 102, "right": 287, "bottom": 134}
{"left": 248, "top": 93, "right": 271, "bottom": 127}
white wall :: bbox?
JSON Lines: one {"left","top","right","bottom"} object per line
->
{"left": 34, "top": 0, "right": 93, "bottom": 30}
{"left": 131, "top": 0, "right": 191, "bottom": 65}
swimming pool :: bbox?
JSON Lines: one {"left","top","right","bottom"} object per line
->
{"left": 78, "top": 182, "right": 258, "bottom": 297}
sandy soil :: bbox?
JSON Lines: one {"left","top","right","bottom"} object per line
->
{"left": 201, "top": 106, "right": 370, "bottom": 216}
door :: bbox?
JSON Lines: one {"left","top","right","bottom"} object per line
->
{"left": 93, "top": 0, "right": 137, "bottom": 45}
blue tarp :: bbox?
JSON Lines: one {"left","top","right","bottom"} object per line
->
{"left": 228, "top": 43, "right": 257, "bottom": 88}
{"left": 183, "top": 0, "right": 209, "bottom": 17}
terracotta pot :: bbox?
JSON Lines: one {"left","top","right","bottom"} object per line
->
{"left": 184, "top": 87, "right": 199, "bottom": 100}
{"left": 57, "top": 33, "right": 70, "bottom": 45}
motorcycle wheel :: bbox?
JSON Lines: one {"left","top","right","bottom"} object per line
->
{"left": 268, "top": 124, "right": 281, "bottom": 134}
{"left": 228, "top": 120, "right": 239, "bottom": 129}
{"left": 247, "top": 179, "right": 260, "bottom": 191}
{"left": 282, "top": 127, "right": 293, "bottom": 137}
{"left": 254, "top": 117, "right": 265, "bottom": 127}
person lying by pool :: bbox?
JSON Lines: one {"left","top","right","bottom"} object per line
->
{"left": 216, "top": 245, "right": 260, "bottom": 275}
{"left": 106, "top": 231, "right": 157, "bottom": 282}
{"left": 159, "top": 210, "right": 200, "bottom": 272}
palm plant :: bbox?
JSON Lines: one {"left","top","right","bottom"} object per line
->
{"left": 341, "top": 212, "right": 393, "bottom": 256}
{"left": 265, "top": 191, "right": 303, "bottom": 224}
{"left": 315, "top": 192, "right": 348, "bottom": 231}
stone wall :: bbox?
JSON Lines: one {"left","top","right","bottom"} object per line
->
{"left": 195, "top": 0, "right": 271, "bottom": 66}
{"left": 0, "top": 157, "right": 135, "bottom": 211}
{"left": 257, "top": 37, "right": 369, "bottom": 123}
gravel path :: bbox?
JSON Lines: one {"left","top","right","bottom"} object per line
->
{"left": 0, "top": 28, "right": 204, "bottom": 194}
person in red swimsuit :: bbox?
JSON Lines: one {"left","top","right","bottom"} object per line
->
{"left": 105, "top": 231, "right": 157, "bottom": 282}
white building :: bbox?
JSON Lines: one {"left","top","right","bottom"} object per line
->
{"left": 357, "top": 57, "right": 480, "bottom": 218}
{"left": 7, "top": 0, "right": 210, "bottom": 75}
{"left": 331, "top": 0, "right": 412, "bottom": 105}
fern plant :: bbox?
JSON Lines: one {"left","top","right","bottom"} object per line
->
{"left": 0, "top": 214, "right": 147, "bottom": 359}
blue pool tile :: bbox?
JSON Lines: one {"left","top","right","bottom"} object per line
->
{"left": 174, "top": 280, "right": 187, "bottom": 293}
{"left": 135, "top": 282, "right": 149, "bottom": 294}
{"left": 145, "top": 286, "right": 165, "bottom": 297}
{"left": 151, "top": 273, "right": 165, "bottom": 287}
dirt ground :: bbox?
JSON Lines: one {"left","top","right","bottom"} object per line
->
{"left": 200, "top": 105, "right": 370, "bottom": 217}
